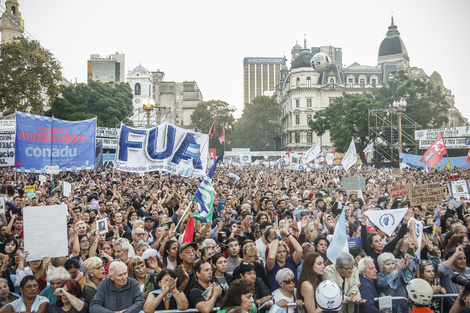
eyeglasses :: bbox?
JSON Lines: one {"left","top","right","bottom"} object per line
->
{"left": 283, "top": 279, "right": 295, "bottom": 284}
{"left": 341, "top": 266, "right": 355, "bottom": 271}
{"left": 183, "top": 250, "right": 195, "bottom": 255}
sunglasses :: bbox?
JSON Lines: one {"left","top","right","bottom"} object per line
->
{"left": 283, "top": 279, "right": 295, "bottom": 284}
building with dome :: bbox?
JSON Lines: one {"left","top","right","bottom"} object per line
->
{"left": 126, "top": 65, "right": 203, "bottom": 128}
{"left": 276, "top": 18, "right": 468, "bottom": 152}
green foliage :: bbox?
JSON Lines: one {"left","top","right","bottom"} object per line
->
{"left": 48, "top": 80, "right": 134, "bottom": 127}
{"left": 190, "top": 100, "right": 235, "bottom": 150}
{"left": 232, "top": 96, "right": 282, "bottom": 150}
{"left": 309, "top": 93, "right": 381, "bottom": 160}
{"left": 372, "top": 71, "right": 449, "bottom": 128}
{"left": 0, "top": 37, "right": 62, "bottom": 114}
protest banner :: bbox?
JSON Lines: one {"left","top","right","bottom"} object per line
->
{"left": 342, "top": 177, "right": 365, "bottom": 190}
{"left": 389, "top": 185, "right": 409, "bottom": 198}
{"left": 24, "top": 185, "right": 35, "bottom": 193}
{"left": 0, "top": 133, "right": 15, "bottom": 167}
{"left": 15, "top": 111, "right": 96, "bottom": 173}
{"left": 24, "top": 204, "right": 68, "bottom": 261}
{"left": 409, "top": 183, "right": 443, "bottom": 206}
{"left": 392, "top": 168, "right": 402, "bottom": 176}
{"left": 0, "top": 120, "right": 16, "bottom": 132}
{"left": 115, "top": 122, "right": 209, "bottom": 176}
{"left": 448, "top": 180, "right": 470, "bottom": 201}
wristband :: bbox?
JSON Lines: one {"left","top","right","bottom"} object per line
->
{"left": 284, "top": 232, "right": 291, "bottom": 238}
{"left": 274, "top": 235, "right": 282, "bottom": 241}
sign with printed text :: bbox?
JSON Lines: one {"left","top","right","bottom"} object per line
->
{"left": 0, "top": 120, "right": 16, "bottom": 132}
{"left": 115, "top": 122, "right": 209, "bottom": 176}
{"left": 389, "top": 185, "right": 409, "bottom": 198}
{"left": 409, "top": 183, "right": 443, "bottom": 206}
{"left": 448, "top": 180, "right": 470, "bottom": 201}
{"left": 341, "top": 177, "right": 365, "bottom": 190}
{"left": 15, "top": 112, "right": 96, "bottom": 173}
{"left": 24, "top": 185, "right": 35, "bottom": 193}
{"left": 415, "top": 126, "right": 470, "bottom": 140}
{"left": 0, "top": 133, "right": 15, "bottom": 167}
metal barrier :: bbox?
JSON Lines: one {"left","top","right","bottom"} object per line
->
{"left": 371, "top": 294, "right": 459, "bottom": 313}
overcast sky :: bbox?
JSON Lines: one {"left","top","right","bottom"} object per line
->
{"left": 8, "top": 0, "right": 470, "bottom": 122}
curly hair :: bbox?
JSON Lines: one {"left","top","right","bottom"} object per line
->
{"left": 220, "top": 279, "right": 254, "bottom": 308}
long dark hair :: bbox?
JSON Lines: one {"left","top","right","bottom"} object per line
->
{"left": 162, "top": 240, "right": 181, "bottom": 266}
{"left": 296, "top": 252, "right": 323, "bottom": 299}
{"left": 0, "top": 237, "right": 18, "bottom": 256}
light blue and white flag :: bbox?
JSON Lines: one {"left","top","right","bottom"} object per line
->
{"left": 303, "top": 138, "right": 321, "bottom": 164}
{"left": 229, "top": 173, "right": 240, "bottom": 181}
{"left": 342, "top": 138, "right": 357, "bottom": 171}
{"left": 326, "top": 209, "right": 348, "bottom": 264}
{"left": 193, "top": 156, "right": 219, "bottom": 222}
{"left": 365, "top": 208, "right": 408, "bottom": 236}
{"left": 363, "top": 142, "right": 374, "bottom": 155}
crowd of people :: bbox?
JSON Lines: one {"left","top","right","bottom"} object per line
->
{"left": 0, "top": 164, "right": 469, "bottom": 313}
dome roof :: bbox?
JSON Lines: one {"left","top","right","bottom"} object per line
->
{"left": 378, "top": 17, "right": 408, "bottom": 58}
{"left": 291, "top": 50, "right": 313, "bottom": 69}
{"left": 130, "top": 64, "right": 149, "bottom": 75}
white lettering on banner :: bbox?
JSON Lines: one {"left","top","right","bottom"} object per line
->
{"left": 419, "top": 137, "right": 470, "bottom": 149}
{"left": 415, "top": 126, "right": 470, "bottom": 140}
{"left": 115, "top": 122, "right": 209, "bottom": 176}
{"left": 25, "top": 146, "right": 77, "bottom": 157}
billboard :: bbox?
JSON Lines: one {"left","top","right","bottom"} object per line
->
{"left": 15, "top": 111, "right": 96, "bottom": 173}
{"left": 115, "top": 122, "right": 209, "bottom": 176}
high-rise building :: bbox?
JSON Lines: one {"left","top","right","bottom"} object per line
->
{"left": 87, "top": 53, "right": 125, "bottom": 83}
{"left": 0, "top": 0, "right": 24, "bottom": 44}
{"left": 243, "top": 57, "right": 286, "bottom": 105}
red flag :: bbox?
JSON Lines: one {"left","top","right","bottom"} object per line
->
{"left": 420, "top": 133, "right": 447, "bottom": 168}
{"left": 466, "top": 148, "right": 470, "bottom": 165}
{"left": 218, "top": 127, "right": 225, "bottom": 144}
{"left": 182, "top": 216, "right": 195, "bottom": 244}
{"left": 209, "top": 122, "right": 216, "bottom": 139}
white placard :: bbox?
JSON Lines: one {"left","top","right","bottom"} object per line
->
{"left": 96, "top": 218, "right": 108, "bottom": 234}
{"left": 0, "top": 197, "right": 4, "bottom": 215}
{"left": 38, "top": 175, "right": 46, "bottom": 186}
{"left": 63, "top": 182, "right": 71, "bottom": 197}
{"left": 0, "top": 133, "right": 15, "bottom": 167}
{"left": 24, "top": 205, "right": 68, "bottom": 261}
{"left": 378, "top": 296, "right": 392, "bottom": 312}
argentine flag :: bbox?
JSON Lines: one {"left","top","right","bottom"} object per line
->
{"left": 326, "top": 209, "right": 348, "bottom": 264}
{"left": 193, "top": 156, "right": 219, "bottom": 223}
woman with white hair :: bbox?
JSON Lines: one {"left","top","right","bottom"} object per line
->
{"left": 271, "top": 268, "right": 303, "bottom": 313}
{"left": 38, "top": 267, "right": 71, "bottom": 306}
{"left": 376, "top": 252, "right": 413, "bottom": 313}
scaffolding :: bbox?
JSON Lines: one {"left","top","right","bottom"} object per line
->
{"left": 119, "top": 106, "right": 171, "bottom": 129}
{"left": 368, "top": 109, "right": 421, "bottom": 163}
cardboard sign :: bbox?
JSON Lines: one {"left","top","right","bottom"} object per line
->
{"left": 389, "top": 185, "right": 409, "bottom": 198}
{"left": 341, "top": 177, "right": 365, "bottom": 190}
{"left": 409, "top": 183, "right": 443, "bottom": 206}
{"left": 392, "top": 168, "right": 402, "bottom": 176}
{"left": 24, "top": 185, "right": 35, "bottom": 193}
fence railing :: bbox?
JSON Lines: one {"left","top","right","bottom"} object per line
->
{"left": 371, "top": 294, "right": 459, "bottom": 313}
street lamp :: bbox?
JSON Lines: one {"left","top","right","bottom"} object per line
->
{"left": 392, "top": 99, "right": 407, "bottom": 154}
{"left": 143, "top": 99, "right": 155, "bottom": 128}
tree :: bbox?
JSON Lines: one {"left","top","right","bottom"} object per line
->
{"left": 309, "top": 93, "right": 381, "bottom": 162}
{"left": 0, "top": 37, "right": 62, "bottom": 114}
{"left": 232, "top": 96, "right": 282, "bottom": 150}
{"left": 48, "top": 80, "right": 134, "bottom": 127}
{"left": 190, "top": 100, "right": 235, "bottom": 151}
{"left": 372, "top": 70, "right": 449, "bottom": 129}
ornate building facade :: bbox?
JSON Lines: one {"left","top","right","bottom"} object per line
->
{"left": 277, "top": 18, "right": 468, "bottom": 152}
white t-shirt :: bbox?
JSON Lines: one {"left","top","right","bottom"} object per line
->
{"left": 272, "top": 288, "right": 296, "bottom": 313}
{"left": 9, "top": 296, "right": 49, "bottom": 312}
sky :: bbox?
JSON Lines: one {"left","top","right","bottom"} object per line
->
{"left": 7, "top": 0, "right": 470, "bottom": 121}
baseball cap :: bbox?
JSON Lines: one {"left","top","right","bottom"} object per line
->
{"left": 144, "top": 216, "right": 153, "bottom": 221}
{"left": 142, "top": 248, "right": 158, "bottom": 260}
{"left": 179, "top": 242, "right": 197, "bottom": 253}
{"left": 229, "top": 220, "right": 241, "bottom": 227}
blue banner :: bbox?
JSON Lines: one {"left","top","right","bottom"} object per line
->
{"left": 400, "top": 152, "right": 470, "bottom": 169}
{"left": 15, "top": 111, "right": 96, "bottom": 173}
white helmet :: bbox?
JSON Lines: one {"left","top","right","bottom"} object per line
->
{"left": 406, "top": 278, "right": 433, "bottom": 306}
{"left": 315, "top": 280, "right": 343, "bottom": 311}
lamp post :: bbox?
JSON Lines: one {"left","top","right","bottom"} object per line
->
{"left": 392, "top": 99, "right": 407, "bottom": 154}
{"left": 143, "top": 99, "right": 155, "bottom": 128}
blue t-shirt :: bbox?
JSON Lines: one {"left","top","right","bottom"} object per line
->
{"left": 267, "top": 255, "right": 298, "bottom": 292}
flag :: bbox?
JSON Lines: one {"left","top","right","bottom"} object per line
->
{"left": 363, "top": 142, "right": 374, "bottom": 155}
{"left": 182, "top": 216, "right": 195, "bottom": 244}
{"left": 365, "top": 208, "right": 408, "bottom": 236}
{"left": 209, "top": 122, "right": 216, "bottom": 139}
{"left": 445, "top": 158, "right": 452, "bottom": 170}
{"left": 420, "top": 133, "right": 447, "bottom": 168}
{"left": 229, "top": 173, "right": 240, "bottom": 181}
{"left": 218, "top": 127, "right": 225, "bottom": 144}
{"left": 303, "top": 138, "right": 322, "bottom": 164}
{"left": 326, "top": 209, "right": 348, "bottom": 264}
{"left": 466, "top": 148, "right": 470, "bottom": 165}
{"left": 342, "top": 138, "right": 357, "bottom": 171}
{"left": 193, "top": 156, "right": 219, "bottom": 223}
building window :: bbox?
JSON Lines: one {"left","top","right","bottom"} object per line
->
{"left": 296, "top": 115, "right": 300, "bottom": 125}
{"left": 296, "top": 77, "right": 300, "bottom": 88}
{"left": 330, "top": 78, "right": 335, "bottom": 88}
{"left": 360, "top": 79, "right": 365, "bottom": 88}
{"left": 372, "top": 79, "right": 377, "bottom": 87}
{"left": 307, "top": 98, "right": 312, "bottom": 107}
{"left": 307, "top": 132, "right": 313, "bottom": 143}
{"left": 289, "top": 132, "right": 292, "bottom": 143}
{"left": 348, "top": 78, "right": 353, "bottom": 88}
{"left": 296, "top": 99, "right": 300, "bottom": 108}
{"left": 135, "top": 83, "right": 141, "bottom": 95}
{"left": 307, "top": 77, "right": 311, "bottom": 87}
{"left": 307, "top": 114, "right": 312, "bottom": 121}
{"left": 295, "top": 133, "right": 300, "bottom": 143}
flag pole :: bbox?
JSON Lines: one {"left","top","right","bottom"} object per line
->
{"left": 175, "top": 201, "right": 194, "bottom": 234}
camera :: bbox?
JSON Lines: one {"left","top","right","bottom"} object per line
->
{"left": 451, "top": 273, "right": 470, "bottom": 291}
